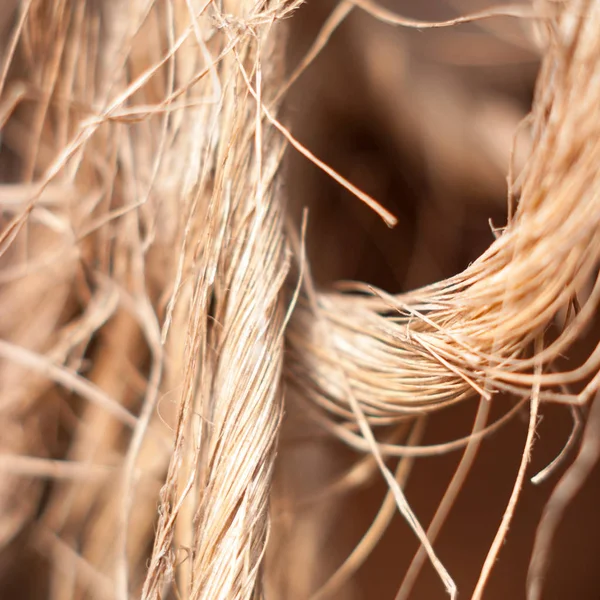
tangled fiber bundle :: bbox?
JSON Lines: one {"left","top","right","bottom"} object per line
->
{"left": 0, "top": 1, "right": 301, "bottom": 598}
{"left": 0, "top": 0, "right": 600, "bottom": 599}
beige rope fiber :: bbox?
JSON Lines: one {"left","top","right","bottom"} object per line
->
{"left": 0, "top": 1, "right": 302, "bottom": 598}
{"left": 288, "top": 0, "right": 600, "bottom": 426}
{"left": 0, "top": 0, "right": 599, "bottom": 599}
{"left": 286, "top": 0, "right": 600, "bottom": 596}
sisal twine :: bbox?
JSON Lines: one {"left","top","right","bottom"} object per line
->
{"left": 287, "top": 0, "right": 600, "bottom": 596}
{"left": 0, "top": 0, "right": 599, "bottom": 599}
{"left": 0, "top": 1, "right": 301, "bottom": 598}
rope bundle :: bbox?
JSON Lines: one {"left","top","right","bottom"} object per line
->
{"left": 0, "top": 0, "right": 598, "bottom": 598}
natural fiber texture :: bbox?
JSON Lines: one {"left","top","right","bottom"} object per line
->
{"left": 286, "top": 0, "right": 600, "bottom": 596}
{"left": 0, "top": 0, "right": 599, "bottom": 599}
{"left": 289, "top": 0, "right": 600, "bottom": 419}
{"left": 286, "top": 1, "right": 600, "bottom": 595}
{"left": 0, "top": 1, "right": 300, "bottom": 598}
